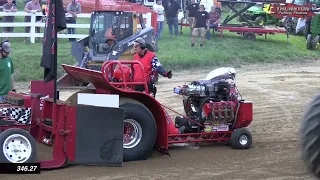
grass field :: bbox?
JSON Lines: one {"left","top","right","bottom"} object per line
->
{"left": 3, "top": 0, "right": 320, "bottom": 82}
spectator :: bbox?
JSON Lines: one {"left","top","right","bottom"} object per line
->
{"left": 2, "top": 0, "right": 17, "bottom": 41}
{"left": 152, "top": 0, "right": 165, "bottom": 40}
{"left": 206, "top": 6, "right": 221, "bottom": 39}
{"left": 163, "top": 0, "right": 181, "bottom": 36}
{"left": 66, "top": 0, "right": 81, "bottom": 42}
{"left": 0, "top": 40, "right": 15, "bottom": 103}
{"left": 191, "top": 4, "right": 209, "bottom": 47}
{"left": 186, "top": 0, "right": 199, "bottom": 35}
{"left": 209, "top": 6, "right": 221, "bottom": 31}
{"left": 24, "top": 0, "right": 42, "bottom": 43}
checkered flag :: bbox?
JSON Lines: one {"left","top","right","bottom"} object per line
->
{"left": 0, "top": 107, "right": 32, "bottom": 124}
{"left": 18, "top": 108, "right": 32, "bottom": 124}
{"left": 9, "top": 108, "right": 23, "bottom": 120}
{"left": 0, "top": 108, "right": 9, "bottom": 116}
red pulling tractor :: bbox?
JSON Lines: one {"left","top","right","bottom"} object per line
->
{"left": 0, "top": 60, "right": 253, "bottom": 168}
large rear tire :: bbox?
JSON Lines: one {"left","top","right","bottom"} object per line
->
{"left": 120, "top": 98, "right": 157, "bottom": 162}
{"left": 300, "top": 93, "right": 320, "bottom": 179}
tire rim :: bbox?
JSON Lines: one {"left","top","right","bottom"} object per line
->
{"left": 123, "top": 119, "right": 142, "bottom": 149}
{"left": 3, "top": 134, "right": 32, "bottom": 163}
{"left": 239, "top": 135, "right": 248, "bottom": 146}
{"left": 259, "top": 20, "right": 264, "bottom": 26}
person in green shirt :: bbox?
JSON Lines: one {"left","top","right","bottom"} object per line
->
{"left": 0, "top": 40, "right": 15, "bottom": 103}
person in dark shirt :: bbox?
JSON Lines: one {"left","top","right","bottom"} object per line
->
{"left": 2, "top": 0, "right": 17, "bottom": 41}
{"left": 24, "top": 0, "right": 42, "bottom": 43}
{"left": 191, "top": 4, "right": 209, "bottom": 47}
{"left": 186, "top": 0, "right": 199, "bottom": 35}
{"left": 163, "top": 0, "right": 181, "bottom": 35}
{"left": 66, "top": 0, "right": 81, "bottom": 42}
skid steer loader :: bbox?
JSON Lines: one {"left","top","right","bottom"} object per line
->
{"left": 57, "top": 1, "right": 159, "bottom": 89}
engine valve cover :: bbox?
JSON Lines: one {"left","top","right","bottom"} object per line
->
{"left": 202, "top": 101, "right": 237, "bottom": 123}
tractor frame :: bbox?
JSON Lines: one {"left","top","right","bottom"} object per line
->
{"left": 0, "top": 60, "right": 253, "bottom": 169}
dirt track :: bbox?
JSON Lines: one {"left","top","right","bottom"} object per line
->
{"left": 3, "top": 60, "right": 320, "bottom": 180}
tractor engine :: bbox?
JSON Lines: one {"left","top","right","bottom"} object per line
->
{"left": 173, "top": 67, "right": 239, "bottom": 133}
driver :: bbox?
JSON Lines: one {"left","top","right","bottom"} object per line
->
{"left": 98, "top": 27, "right": 114, "bottom": 52}
{"left": 132, "top": 37, "right": 172, "bottom": 97}
{"left": 105, "top": 28, "right": 114, "bottom": 39}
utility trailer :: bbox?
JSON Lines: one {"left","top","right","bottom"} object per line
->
{"left": 216, "top": 0, "right": 319, "bottom": 41}
{"left": 215, "top": 0, "right": 289, "bottom": 41}
{"left": 0, "top": 60, "right": 254, "bottom": 168}
{"left": 216, "top": 24, "right": 288, "bottom": 40}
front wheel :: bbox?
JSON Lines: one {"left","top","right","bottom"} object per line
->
{"left": 255, "top": 16, "right": 265, "bottom": 26}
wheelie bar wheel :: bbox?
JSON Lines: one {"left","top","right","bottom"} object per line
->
{"left": 0, "top": 128, "right": 37, "bottom": 163}
{"left": 230, "top": 128, "right": 252, "bottom": 149}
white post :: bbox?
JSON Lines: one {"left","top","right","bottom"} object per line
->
{"left": 30, "top": 13, "right": 36, "bottom": 43}
{"left": 145, "top": 13, "right": 152, "bottom": 27}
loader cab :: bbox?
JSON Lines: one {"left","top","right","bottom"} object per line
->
{"left": 90, "top": 11, "right": 134, "bottom": 54}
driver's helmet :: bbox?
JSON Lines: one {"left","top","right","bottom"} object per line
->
{"left": 113, "top": 65, "right": 132, "bottom": 82}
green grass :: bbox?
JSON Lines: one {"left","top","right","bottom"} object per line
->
{"left": 4, "top": 0, "right": 320, "bottom": 82}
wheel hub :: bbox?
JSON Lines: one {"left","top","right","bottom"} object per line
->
{"left": 123, "top": 119, "right": 142, "bottom": 149}
{"left": 239, "top": 135, "right": 248, "bottom": 145}
{"left": 3, "top": 134, "right": 32, "bottom": 163}
{"left": 259, "top": 20, "right": 264, "bottom": 25}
